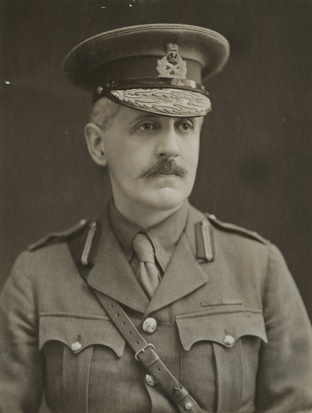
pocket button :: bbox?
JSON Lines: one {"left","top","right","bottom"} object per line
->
{"left": 71, "top": 340, "right": 82, "bottom": 352}
{"left": 223, "top": 335, "right": 235, "bottom": 346}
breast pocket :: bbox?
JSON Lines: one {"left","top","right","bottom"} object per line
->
{"left": 39, "top": 313, "right": 126, "bottom": 413}
{"left": 176, "top": 309, "right": 268, "bottom": 413}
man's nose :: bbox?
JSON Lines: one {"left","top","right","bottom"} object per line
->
{"left": 156, "top": 127, "right": 180, "bottom": 159}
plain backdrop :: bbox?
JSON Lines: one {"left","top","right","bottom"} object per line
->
{"left": 1, "top": 1, "right": 312, "bottom": 411}
{"left": 1, "top": 0, "right": 311, "bottom": 326}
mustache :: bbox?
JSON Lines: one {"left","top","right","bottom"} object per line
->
{"left": 137, "top": 158, "right": 187, "bottom": 179}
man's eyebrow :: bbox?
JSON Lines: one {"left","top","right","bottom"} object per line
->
{"left": 127, "top": 113, "right": 203, "bottom": 128}
{"left": 129, "top": 113, "right": 160, "bottom": 125}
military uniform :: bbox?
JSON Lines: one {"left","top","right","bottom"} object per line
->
{"left": 0, "top": 202, "right": 312, "bottom": 412}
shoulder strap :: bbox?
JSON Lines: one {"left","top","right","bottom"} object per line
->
{"left": 206, "top": 213, "right": 269, "bottom": 244}
{"left": 28, "top": 219, "right": 90, "bottom": 251}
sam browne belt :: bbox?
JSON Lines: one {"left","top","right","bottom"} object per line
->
{"left": 68, "top": 220, "right": 204, "bottom": 413}
{"left": 92, "top": 291, "right": 203, "bottom": 413}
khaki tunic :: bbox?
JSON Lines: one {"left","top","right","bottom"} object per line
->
{"left": 0, "top": 204, "right": 312, "bottom": 412}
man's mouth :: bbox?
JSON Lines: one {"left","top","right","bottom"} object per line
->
{"left": 137, "top": 158, "right": 187, "bottom": 179}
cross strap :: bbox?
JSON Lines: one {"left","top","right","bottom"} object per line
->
{"left": 92, "top": 290, "right": 203, "bottom": 413}
{"left": 67, "top": 220, "right": 203, "bottom": 413}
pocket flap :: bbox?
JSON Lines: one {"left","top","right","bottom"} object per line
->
{"left": 176, "top": 310, "right": 268, "bottom": 351}
{"left": 39, "top": 314, "right": 126, "bottom": 357}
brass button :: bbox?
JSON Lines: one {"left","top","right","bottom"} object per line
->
{"left": 185, "top": 402, "right": 193, "bottom": 410}
{"left": 142, "top": 317, "right": 157, "bottom": 334}
{"left": 145, "top": 373, "right": 157, "bottom": 387}
{"left": 71, "top": 341, "right": 82, "bottom": 352}
{"left": 223, "top": 335, "right": 235, "bottom": 345}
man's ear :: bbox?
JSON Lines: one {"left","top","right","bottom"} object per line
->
{"left": 84, "top": 123, "right": 107, "bottom": 166}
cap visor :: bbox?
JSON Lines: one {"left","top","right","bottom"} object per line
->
{"left": 109, "top": 88, "right": 211, "bottom": 117}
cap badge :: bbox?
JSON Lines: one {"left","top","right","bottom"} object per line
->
{"left": 157, "top": 43, "right": 187, "bottom": 80}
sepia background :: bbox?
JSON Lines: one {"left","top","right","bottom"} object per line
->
{"left": 1, "top": 1, "right": 311, "bottom": 410}
{"left": 1, "top": 1, "right": 311, "bottom": 320}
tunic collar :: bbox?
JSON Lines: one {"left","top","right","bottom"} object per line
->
{"left": 109, "top": 201, "right": 189, "bottom": 272}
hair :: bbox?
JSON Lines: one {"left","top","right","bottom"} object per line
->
{"left": 90, "top": 97, "right": 121, "bottom": 130}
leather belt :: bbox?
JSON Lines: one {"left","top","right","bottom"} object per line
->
{"left": 93, "top": 290, "right": 203, "bottom": 413}
{"left": 68, "top": 225, "right": 203, "bottom": 413}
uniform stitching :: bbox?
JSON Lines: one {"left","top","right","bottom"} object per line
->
{"left": 176, "top": 308, "right": 262, "bottom": 319}
{"left": 40, "top": 312, "right": 110, "bottom": 320}
{"left": 85, "top": 347, "right": 94, "bottom": 413}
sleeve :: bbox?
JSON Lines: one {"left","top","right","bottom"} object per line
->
{"left": 256, "top": 244, "right": 312, "bottom": 413}
{"left": 0, "top": 252, "right": 44, "bottom": 413}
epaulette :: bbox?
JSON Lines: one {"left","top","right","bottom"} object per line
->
{"left": 27, "top": 219, "right": 91, "bottom": 252}
{"left": 206, "top": 213, "right": 269, "bottom": 245}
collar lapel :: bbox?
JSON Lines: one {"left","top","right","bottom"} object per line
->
{"left": 87, "top": 217, "right": 149, "bottom": 314}
{"left": 145, "top": 232, "right": 209, "bottom": 314}
{"left": 81, "top": 203, "right": 213, "bottom": 315}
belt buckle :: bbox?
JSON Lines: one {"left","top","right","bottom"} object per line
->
{"left": 135, "top": 343, "right": 155, "bottom": 361}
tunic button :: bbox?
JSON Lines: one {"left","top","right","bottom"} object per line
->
{"left": 142, "top": 317, "right": 157, "bottom": 334}
{"left": 223, "top": 335, "right": 235, "bottom": 345}
{"left": 185, "top": 402, "right": 193, "bottom": 410}
{"left": 145, "top": 373, "right": 158, "bottom": 387}
{"left": 71, "top": 341, "right": 82, "bottom": 352}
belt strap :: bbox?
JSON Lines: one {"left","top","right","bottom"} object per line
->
{"left": 67, "top": 225, "right": 203, "bottom": 413}
{"left": 92, "top": 291, "right": 203, "bottom": 413}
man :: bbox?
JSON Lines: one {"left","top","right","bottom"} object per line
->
{"left": 0, "top": 23, "right": 312, "bottom": 413}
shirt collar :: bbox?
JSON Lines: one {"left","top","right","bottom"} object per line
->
{"left": 109, "top": 201, "right": 189, "bottom": 272}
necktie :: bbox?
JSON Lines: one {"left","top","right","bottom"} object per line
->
{"left": 132, "top": 233, "right": 160, "bottom": 299}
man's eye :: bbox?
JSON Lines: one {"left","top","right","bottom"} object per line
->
{"left": 178, "top": 121, "right": 193, "bottom": 132}
{"left": 138, "top": 123, "right": 155, "bottom": 131}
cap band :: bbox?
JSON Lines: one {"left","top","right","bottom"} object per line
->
{"left": 94, "top": 77, "right": 207, "bottom": 99}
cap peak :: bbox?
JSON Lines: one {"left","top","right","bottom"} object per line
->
{"left": 63, "top": 23, "right": 229, "bottom": 117}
